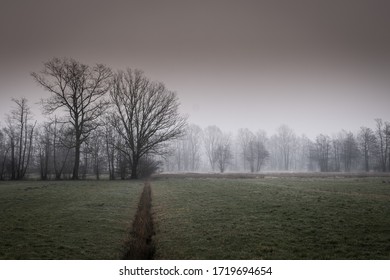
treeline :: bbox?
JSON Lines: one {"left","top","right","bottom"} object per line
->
{"left": 0, "top": 58, "right": 389, "bottom": 180}
{"left": 1, "top": 104, "right": 388, "bottom": 180}
{"left": 162, "top": 121, "right": 390, "bottom": 174}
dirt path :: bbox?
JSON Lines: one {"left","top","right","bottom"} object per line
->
{"left": 122, "top": 181, "right": 155, "bottom": 259}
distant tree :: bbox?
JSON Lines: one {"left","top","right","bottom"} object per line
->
{"left": 115, "top": 137, "right": 129, "bottom": 180}
{"left": 171, "top": 139, "right": 184, "bottom": 171}
{"left": 237, "top": 128, "right": 254, "bottom": 171}
{"left": 4, "top": 117, "right": 17, "bottom": 179}
{"left": 238, "top": 129, "right": 269, "bottom": 172}
{"left": 0, "top": 128, "right": 9, "bottom": 180}
{"left": 185, "top": 124, "right": 203, "bottom": 171}
{"left": 166, "top": 124, "right": 202, "bottom": 172}
{"left": 3, "top": 98, "right": 36, "bottom": 179}
{"left": 314, "top": 134, "right": 331, "bottom": 172}
{"left": 375, "top": 118, "right": 389, "bottom": 172}
{"left": 103, "top": 117, "right": 117, "bottom": 180}
{"left": 253, "top": 130, "right": 270, "bottom": 172}
{"left": 294, "top": 135, "right": 312, "bottom": 171}
{"left": 88, "top": 128, "right": 105, "bottom": 180}
{"left": 51, "top": 117, "right": 72, "bottom": 180}
{"left": 215, "top": 133, "right": 233, "bottom": 173}
{"left": 340, "top": 131, "right": 359, "bottom": 172}
{"left": 332, "top": 135, "right": 342, "bottom": 172}
{"left": 276, "top": 125, "right": 295, "bottom": 170}
{"left": 35, "top": 122, "right": 52, "bottom": 180}
{"left": 203, "top": 125, "right": 223, "bottom": 171}
{"left": 32, "top": 57, "right": 112, "bottom": 179}
{"left": 110, "top": 69, "right": 186, "bottom": 179}
{"left": 358, "top": 127, "right": 377, "bottom": 172}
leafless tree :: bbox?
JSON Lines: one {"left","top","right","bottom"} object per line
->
{"left": 215, "top": 133, "right": 233, "bottom": 173}
{"left": 314, "top": 134, "right": 331, "bottom": 172}
{"left": 203, "top": 125, "right": 222, "bottom": 171}
{"left": 169, "top": 124, "right": 203, "bottom": 172}
{"left": 253, "top": 130, "right": 270, "bottom": 172}
{"left": 331, "top": 135, "right": 342, "bottom": 172}
{"left": 185, "top": 124, "right": 203, "bottom": 171}
{"left": 358, "top": 127, "right": 377, "bottom": 172}
{"left": 238, "top": 128, "right": 254, "bottom": 171}
{"left": 110, "top": 69, "right": 186, "bottom": 179}
{"left": 3, "top": 98, "right": 36, "bottom": 179}
{"left": 32, "top": 57, "right": 112, "bottom": 179}
{"left": 52, "top": 117, "right": 72, "bottom": 179}
{"left": 35, "top": 122, "right": 52, "bottom": 180}
{"left": 293, "top": 135, "right": 312, "bottom": 171}
{"left": 276, "top": 125, "right": 295, "bottom": 170}
{"left": 238, "top": 129, "right": 269, "bottom": 172}
{"left": 340, "top": 131, "right": 360, "bottom": 172}
{"left": 0, "top": 128, "right": 9, "bottom": 180}
{"left": 103, "top": 116, "right": 117, "bottom": 180}
{"left": 375, "top": 118, "right": 390, "bottom": 172}
{"left": 87, "top": 128, "right": 105, "bottom": 180}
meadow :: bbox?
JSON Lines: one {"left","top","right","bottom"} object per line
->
{"left": 0, "top": 175, "right": 389, "bottom": 259}
{"left": 152, "top": 176, "right": 390, "bottom": 259}
{"left": 0, "top": 180, "right": 143, "bottom": 259}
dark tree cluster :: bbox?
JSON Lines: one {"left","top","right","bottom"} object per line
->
{"left": 0, "top": 58, "right": 186, "bottom": 180}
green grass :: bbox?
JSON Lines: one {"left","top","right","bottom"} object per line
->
{"left": 0, "top": 180, "right": 143, "bottom": 259}
{"left": 151, "top": 177, "right": 390, "bottom": 259}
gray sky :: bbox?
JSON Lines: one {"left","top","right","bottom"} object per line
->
{"left": 1, "top": 0, "right": 390, "bottom": 139}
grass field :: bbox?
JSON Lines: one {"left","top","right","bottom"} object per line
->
{"left": 151, "top": 176, "right": 390, "bottom": 259}
{"left": 0, "top": 180, "right": 143, "bottom": 259}
{"left": 1, "top": 175, "right": 389, "bottom": 260}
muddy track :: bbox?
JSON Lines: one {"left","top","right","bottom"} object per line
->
{"left": 122, "top": 181, "right": 155, "bottom": 260}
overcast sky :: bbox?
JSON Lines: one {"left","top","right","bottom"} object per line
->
{"left": 1, "top": 0, "right": 390, "bottom": 139}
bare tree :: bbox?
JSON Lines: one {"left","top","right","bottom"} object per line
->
{"left": 314, "top": 134, "right": 331, "bottom": 172}
{"left": 159, "top": 128, "right": 201, "bottom": 172}
{"left": 238, "top": 128, "right": 254, "bottom": 171}
{"left": 103, "top": 116, "right": 117, "bottom": 180}
{"left": 294, "top": 135, "right": 312, "bottom": 171}
{"left": 358, "top": 127, "right": 377, "bottom": 172}
{"left": 238, "top": 129, "right": 269, "bottom": 172}
{"left": 375, "top": 118, "right": 389, "bottom": 172}
{"left": 340, "top": 131, "right": 359, "bottom": 172}
{"left": 110, "top": 69, "right": 186, "bottom": 179}
{"left": 3, "top": 98, "right": 36, "bottom": 179}
{"left": 88, "top": 128, "right": 105, "bottom": 180}
{"left": 332, "top": 135, "right": 342, "bottom": 172}
{"left": 0, "top": 128, "right": 9, "bottom": 180}
{"left": 32, "top": 57, "right": 112, "bottom": 179}
{"left": 215, "top": 133, "right": 233, "bottom": 173}
{"left": 276, "top": 125, "right": 295, "bottom": 170}
{"left": 253, "top": 130, "right": 269, "bottom": 172}
{"left": 203, "top": 125, "right": 222, "bottom": 171}
{"left": 185, "top": 124, "right": 203, "bottom": 171}
{"left": 36, "top": 122, "right": 52, "bottom": 180}
{"left": 4, "top": 117, "right": 17, "bottom": 179}
{"left": 52, "top": 117, "right": 72, "bottom": 180}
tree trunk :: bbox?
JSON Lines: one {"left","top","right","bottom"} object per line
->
{"left": 72, "top": 143, "right": 80, "bottom": 180}
{"left": 131, "top": 157, "right": 138, "bottom": 179}
{"left": 11, "top": 141, "right": 16, "bottom": 180}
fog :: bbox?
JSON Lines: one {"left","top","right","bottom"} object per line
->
{"left": 1, "top": 0, "right": 390, "bottom": 139}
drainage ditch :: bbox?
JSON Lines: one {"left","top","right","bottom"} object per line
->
{"left": 122, "top": 181, "right": 155, "bottom": 260}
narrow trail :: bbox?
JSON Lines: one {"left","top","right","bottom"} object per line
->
{"left": 122, "top": 181, "right": 155, "bottom": 260}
